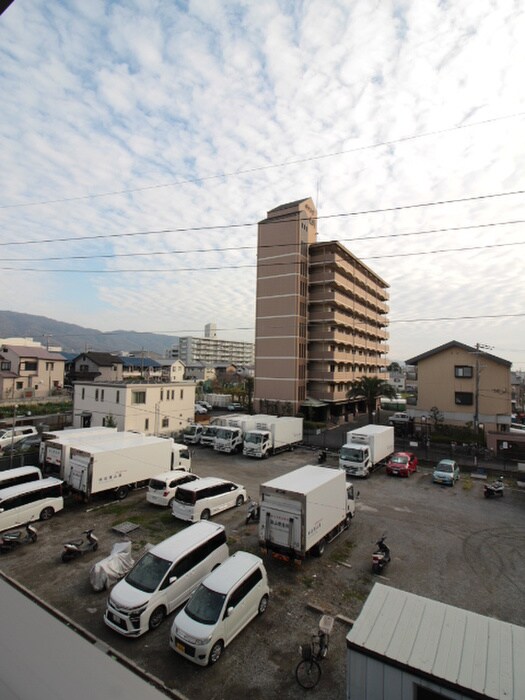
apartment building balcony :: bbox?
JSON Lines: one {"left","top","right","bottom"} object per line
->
{"left": 309, "top": 251, "right": 389, "bottom": 301}
{"left": 308, "top": 324, "right": 389, "bottom": 344}
{"left": 308, "top": 286, "right": 389, "bottom": 322}
{"left": 309, "top": 273, "right": 389, "bottom": 316}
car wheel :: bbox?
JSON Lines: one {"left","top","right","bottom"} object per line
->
{"left": 235, "top": 495, "right": 244, "bottom": 507}
{"left": 258, "top": 594, "right": 269, "bottom": 615}
{"left": 208, "top": 640, "right": 224, "bottom": 665}
{"left": 40, "top": 507, "right": 54, "bottom": 521}
{"left": 168, "top": 497, "right": 175, "bottom": 508}
{"left": 200, "top": 509, "right": 211, "bottom": 520}
{"left": 115, "top": 486, "right": 129, "bottom": 500}
{"left": 313, "top": 539, "right": 326, "bottom": 557}
{"left": 148, "top": 606, "right": 166, "bottom": 631}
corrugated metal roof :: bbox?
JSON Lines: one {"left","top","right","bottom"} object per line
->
{"left": 347, "top": 583, "right": 525, "bottom": 699}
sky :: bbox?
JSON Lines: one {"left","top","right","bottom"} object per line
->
{"left": 0, "top": 0, "right": 524, "bottom": 368}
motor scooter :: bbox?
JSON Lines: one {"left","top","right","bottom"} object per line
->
{"left": 372, "top": 534, "right": 390, "bottom": 574}
{"left": 484, "top": 476, "right": 504, "bottom": 498}
{"left": 245, "top": 500, "right": 260, "bottom": 524}
{"left": 61, "top": 528, "right": 98, "bottom": 563}
{"left": 0, "top": 522, "right": 38, "bottom": 554}
{"left": 317, "top": 449, "right": 327, "bottom": 464}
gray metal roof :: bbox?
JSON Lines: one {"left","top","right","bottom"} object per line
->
{"left": 346, "top": 583, "right": 525, "bottom": 700}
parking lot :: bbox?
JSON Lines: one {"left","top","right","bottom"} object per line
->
{"left": 1, "top": 444, "right": 525, "bottom": 700}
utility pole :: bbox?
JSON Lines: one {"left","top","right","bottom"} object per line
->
{"left": 473, "top": 342, "right": 493, "bottom": 435}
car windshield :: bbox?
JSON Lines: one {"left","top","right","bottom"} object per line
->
{"left": 184, "top": 584, "right": 226, "bottom": 625}
{"left": 391, "top": 456, "right": 408, "bottom": 464}
{"left": 244, "top": 433, "right": 262, "bottom": 444}
{"left": 0, "top": 430, "right": 8, "bottom": 439}
{"left": 125, "top": 552, "right": 171, "bottom": 593}
{"left": 438, "top": 462, "right": 453, "bottom": 473}
{"left": 149, "top": 479, "right": 165, "bottom": 491}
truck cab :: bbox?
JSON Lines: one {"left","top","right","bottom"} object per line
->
{"left": 183, "top": 425, "right": 203, "bottom": 445}
{"left": 214, "top": 427, "right": 243, "bottom": 454}
{"left": 339, "top": 443, "right": 372, "bottom": 477}
{"left": 243, "top": 430, "right": 270, "bottom": 458}
{"left": 171, "top": 443, "right": 192, "bottom": 471}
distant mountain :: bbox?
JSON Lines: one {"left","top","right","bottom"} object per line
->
{"left": 0, "top": 310, "right": 178, "bottom": 355}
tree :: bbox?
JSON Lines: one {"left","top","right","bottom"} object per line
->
{"left": 347, "top": 377, "right": 397, "bottom": 423}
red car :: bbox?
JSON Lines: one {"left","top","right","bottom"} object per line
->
{"left": 386, "top": 451, "right": 418, "bottom": 477}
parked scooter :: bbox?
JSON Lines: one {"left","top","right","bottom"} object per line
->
{"left": 245, "top": 500, "right": 260, "bottom": 524}
{"left": 317, "top": 449, "right": 327, "bottom": 464}
{"left": 0, "top": 522, "right": 38, "bottom": 554}
{"left": 61, "top": 528, "right": 98, "bottom": 563}
{"left": 484, "top": 476, "right": 504, "bottom": 498}
{"left": 372, "top": 534, "right": 390, "bottom": 574}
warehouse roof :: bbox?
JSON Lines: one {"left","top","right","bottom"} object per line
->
{"left": 346, "top": 583, "right": 525, "bottom": 700}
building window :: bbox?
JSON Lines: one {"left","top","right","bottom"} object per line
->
{"left": 79, "top": 364, "right": 88, "bottom": 372}
{"left": 95, "top": 389, "right": 99, "bottom": 401}
{"left": 180, "top": 389, "right": 184, "bottom": 400}
{"left": 22, "top": 361, "right": 38, "bottom": 371}
{"left": 160, "top": 389, "right": 164, "bottom": 401}
{"left": 16, "top": 381, "right": 23, "bottom": 390}
{"left": 162, "top": 417, "right": 169, "bottom": 428}
{"left": 455, "top": 391, "right": 473, "bottom": 405}
{"left": 415, "top": 685, "right": 454, "bottom": 700}
{"left": 81, "top": 388, "right": 85, "bottom": 400}
{"left": 116, "top": 390, "right": 120, "bottom": 404}
{"left": 145, "top": 418, "right": 149, "bottom": 430}
{"left": 101, "top": 389, "right": 104, "bottom": 402}
{"left": 0, "top": 361, "right": 10, "bottom": 371}
{"left": 132, "top": 391, "right": 146, "bottom": 404}
{"left": 455, "top": 365, "right": 473, "bottom": 378}
{"left": 45, "top": 362, "right": 54, "bottom": 370}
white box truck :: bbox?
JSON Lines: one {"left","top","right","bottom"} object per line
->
{"left": 258, "top": 465, "right": 356, "bottom": 562}
{"left": 183, "top": 424, "right": 203, "bottom": 445}
{"left": 67, "top": 433, "right": 191, "bottom": 501}
{"left": 243, "top": 416, "right": 303, "bottom": 458}
{"left": 41, "top": 427, "right": 118, "bottom": 477}
{"left": 214, "top": 415, "right": 258, "bottom": 454}
{"left": 339, "top": 425, "right": 394, "bottom": 478}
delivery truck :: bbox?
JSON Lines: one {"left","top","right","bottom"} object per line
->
{"left": 183, "top": 424, "right": 203, "bottom": 445}
{"left": 339, "top": 425, "right": 394, "bottom": 478}
{"left": 41, "top": 427, "right": 118, "bottom": 477}
{"left": 214, "top": 415, "right": 258, "bottom": 454}
{"left": 243, "top": 416, "right": 303, "bottom": 458}
{"left": 259, "top": 465, "right": 356, "bottom": 562}
{"left": 67, "top": 433, "right": 191, "bottom": 501}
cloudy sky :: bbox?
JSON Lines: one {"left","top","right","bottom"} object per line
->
{"left": 1, "top": 0, "right": 524, "bottom": 368}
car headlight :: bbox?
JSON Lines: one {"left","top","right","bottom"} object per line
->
{"left": 129, "top": 605, "right": 148, "bottom": 620}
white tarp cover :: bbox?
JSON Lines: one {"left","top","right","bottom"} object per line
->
{"left": 89, "top": 541, "right": 134, "bottom": 591}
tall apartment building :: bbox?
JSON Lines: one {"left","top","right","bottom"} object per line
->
{"left": 254, "top": 198, "right": 389, "bottom": 419}
{"left": 168, "top": 324, "right": 254, "bottom": 366}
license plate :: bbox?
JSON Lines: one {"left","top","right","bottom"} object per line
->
{"left": 176, "top": 641, "right": 185, "bottom": 653}
{"left": 392, "top": 470, "right": 398, "bottom": 475}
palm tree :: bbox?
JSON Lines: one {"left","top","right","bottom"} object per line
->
{"left": 347, "top": 377, "right": 397, "bottom": 423}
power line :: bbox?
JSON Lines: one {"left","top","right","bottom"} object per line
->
{"left": 2, "top": 218, "right": 524, "bottom": 262}
{"left": 1, "top": 111, "right": 523, "bottom": 211}
{"left": 1, "top": 239, "right": 523, "bottom": 273}
{"left": 1, "top": 188, "right": 524, "bottom": 248}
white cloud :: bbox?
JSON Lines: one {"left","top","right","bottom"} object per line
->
{"left": 0, "top": 0, "right": 524, "bottom": 368}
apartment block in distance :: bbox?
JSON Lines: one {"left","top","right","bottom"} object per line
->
{"left": 168, "top": 323, "right": 254, "bottom": 366}
{"left": 254, "top": 198, "right": 389, "bottom": 420}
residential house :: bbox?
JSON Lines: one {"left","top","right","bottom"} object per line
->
{"left": 72, "top": 381, "right": 196, "bottom": 436}
{"left": 0, "top": 343, "right": 65, "bottom": 400}
{"left": 405, "top": 341, "right": 512, "bottom": 433}
{"left": 69, "top": 352, "right": 123, "bottom": 383}
{"left": 158, "top": 359, "right": 186, "bottom": 383}
{"left": 120, "top": 357, "right": 162, "bottom": 382}
{"left": 183, "top": 362, "right": 216, "bottom": 383}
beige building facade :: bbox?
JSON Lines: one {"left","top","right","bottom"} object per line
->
{"left": 72, "top": 381, "right": 195, "bottom": 437}
{"left": 254, "top": 198, "right": 389, "bottom": 418}
{"left": 0, "top": 343, "right": 65, "bottom": 400}
{"left": 406, "top": 341, "right": 512, "bottom": 433}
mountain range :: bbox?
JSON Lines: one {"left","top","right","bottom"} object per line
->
{"left": 0, "top": 310, "right": 178, "bottom": 355}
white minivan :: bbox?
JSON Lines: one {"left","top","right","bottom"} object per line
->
{"left": 0, "top": 425, "right": 38, "bottom": 452}
{"left": 104, "top": 521, "right": 229, "bottom": 637}
{"left": 146, "top": 471, "right": 200, "bottom": 508}
{"left": 171, "top": 477, "right": 247, "bottom": 522}
{"left": 170, "top": 551, "right": 269, "bottom": 665}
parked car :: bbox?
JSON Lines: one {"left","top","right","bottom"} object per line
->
{"left": 104, "top": 522, "right": 229, "bottom": 637}
{"left": 170, "top": 551, "right": 269, "bottom": 665}
{"left": 387, "top": 412, "right": 411, "bottom": 425}
{"left": 197, "top": 400, "right": 213, "bottom": 411}
{"left": 194, "top": 404, "right": 208, "bottom": 415}
{"left": 432, "top": 459, "right": 459, "bottom": 486}
{"left": 386, "top": 451, "right": 418, "bottom": 477}
{"left": 146, "top": 471, "right": 200, "bottom": 508}
{"left": 171, "top": 477, "right": 247, "bottom": 522}
{"left": 0, "top": 426, "right": 38, "bottom": 452}
{"left": 3, "top": 433, "right": 41, "bottom": 455}
{"left": 227, "top": 403, "right": 242, "bottom": 411}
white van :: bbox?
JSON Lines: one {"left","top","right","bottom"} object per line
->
{"left": 171, "top": 477, "right": 247, "bottom": 522}
{"left": 0, "top": 466, "right": 42, "bottom": 491}
{"left": 170, "top": 551, "right": 270, "bottom": 665}
{"left": 0, "top": 477, "right": 63, "bottom": 532}
{"left": 0, "top": 426, "right": 38, "bottom": 452}
{"left": 146, "top": 471, "right": 200, "bottom": 508}
{"left": 104, "top": 521, "right": 229, "bottom": 637}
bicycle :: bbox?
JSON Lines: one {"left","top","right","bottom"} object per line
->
{"left": 295, "top": 614, "right": 334, "bottom": 689}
